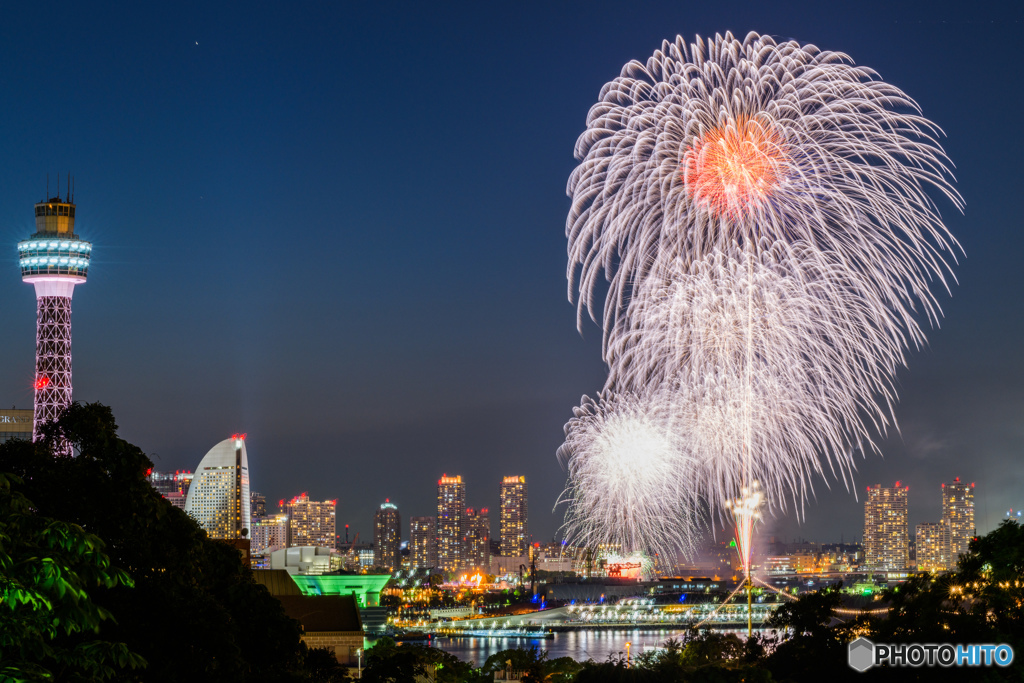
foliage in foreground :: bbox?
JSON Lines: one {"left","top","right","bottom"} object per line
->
{"left": 0, "top": 472, "right": 145, "bottom": 681}
{"left": 0, "top": 403, "right": 308, "bottom": 682}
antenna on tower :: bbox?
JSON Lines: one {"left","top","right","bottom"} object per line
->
{"left": 72, "top": 176, "right": 75, "bottom": 203}
{"left": 46, "top": 173, "right": 49, "bottom": 200}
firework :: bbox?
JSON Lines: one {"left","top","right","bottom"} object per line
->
{"left": 726, "top": 482, "right": 763, "bottom": 577}
{"left": 559, "top": 32, "right": 960, "bottom": 554}
{"left": 556, "top": 392, "right": 700, "bottom": 558}
{"left": 568, "top": 33, "right": 960, "bottom": 349}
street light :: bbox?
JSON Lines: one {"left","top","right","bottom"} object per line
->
{"left": 356, "top": 648, "right": 363, "bottom": 679}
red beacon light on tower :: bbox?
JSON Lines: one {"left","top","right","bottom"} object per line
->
{"left": 231, "top": 433, "right": 247, "bottom": 441}
{"left": 34, "top": 376, "right": 50, "bottom": 390}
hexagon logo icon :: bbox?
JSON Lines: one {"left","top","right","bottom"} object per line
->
{"left": 848, "top": 637, "right": 875, "bottom": 672}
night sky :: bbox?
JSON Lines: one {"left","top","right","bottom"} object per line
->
{"left": 0, "top": 1, "right": 1020, "bottom": 548}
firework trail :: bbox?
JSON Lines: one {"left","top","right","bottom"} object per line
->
{"left": 558, "top": 32, "right": 961, "bottom": 558}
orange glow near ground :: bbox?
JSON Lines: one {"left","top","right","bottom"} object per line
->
{"left": 684, "top": 118, "right": 787, "bottom": 219}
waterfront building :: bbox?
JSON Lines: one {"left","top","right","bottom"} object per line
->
{"left": 0, "top": 409, "right": 34, "bottom": 444}
{"left": 437, "top": 474, "right": 465, "bottom": 571}
{"left": 147, "top": 469, "right": 193, "bottom": 496}
{"left": 268, "top": 546, "right": 342, "bottom": 575}
{"left": 942, "top": 477, "right": 975, "bottom": 563}
{"left": 276, "top": 595, "right": 364, "bottom": 665}
{"left": 164, "top": 492, "right": 186, "bottom": 510}
{"left": 410, "top": 516, "right": 437, "bottom": 569}
{"left": 251, "top": 492, "right": 266, "bottom": 519}
{"left": 185, "top": 435, "right": 251, "bottom": 540}
{"left": 357, "top": 545, "right": 375, "bottom": 567}
{"left": 499, "top": 476, "right": 528, "bottom": 556}
{"left": 374, "top": 499, "right": 401, "bottom": 571}
{"left": 177, "top": 471, "right": 193, "bottom": 496}
{"left": 464, "top": 507, "right": 490, "bottom": 571}
{"left": 864, "top": 482, "right": 909, "bottom": 570}
{"left": 282, "top": 493, "right": 336, "bottom": 547}
{"left": 252, "top": 513, "right": 290, "bottom": 554}
{"left": 147, "top": 469, "right": 193, "bottom": 510}
{"left": 916, "top": 521, "right": 951, "bottom": 573}
{"left": 18, "top": 187, "right": 91, "bottom": 448}
{"left": 148, "top": 470, "right": 178, "bottom": 496}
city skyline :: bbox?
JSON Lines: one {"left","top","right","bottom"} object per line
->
{"left": 0, "top": 1, "right": 1020, "bottom": 544}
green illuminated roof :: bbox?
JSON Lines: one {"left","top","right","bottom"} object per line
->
{"left": 289, "top": 574, "right": 391, "bottom": 608}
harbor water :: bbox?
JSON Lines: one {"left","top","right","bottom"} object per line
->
{"left": 430, "top": 628, "right": 762, "bottom": 666}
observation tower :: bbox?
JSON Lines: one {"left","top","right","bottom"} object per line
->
{"left": 17, "top": 185, "right": 91, "bottom": 443}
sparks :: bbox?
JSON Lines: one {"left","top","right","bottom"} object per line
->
{"left": 560, "top": 31, "right": 961, "bottom": 558}
{"left": 683, "top": 118, "right": 787, "bottom": 219}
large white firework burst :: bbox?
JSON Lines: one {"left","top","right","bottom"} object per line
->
{"left": 559, "top": 31, "right": 961, "bottom": 555}
{"left": 557, "top": 392, "right": 699, "bottom": 558}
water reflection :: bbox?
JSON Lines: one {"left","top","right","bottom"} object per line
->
{"left": 430, "top": 628, "right": 765, "bottom": 666}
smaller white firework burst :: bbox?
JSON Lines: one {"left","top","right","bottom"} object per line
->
{"left": 557, "top": 392, "right": 701, "bottom": 558}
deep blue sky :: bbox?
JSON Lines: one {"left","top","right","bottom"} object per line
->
{"left": 0, "top": 0, "right": 1020, "bottom": 546}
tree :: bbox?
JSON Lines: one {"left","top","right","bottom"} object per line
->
{"left": 301, "top": 647, "right": 352, "bottom": 683}
{"left": 360, "top": 637, "right": 427, "bottom": 683}
{"left": 0, "top": 472, "right": 145, "bottom": 681}
{"left": 0, "top": 403, "right": 305, "bottom": 682}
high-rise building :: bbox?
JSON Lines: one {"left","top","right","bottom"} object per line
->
{"left": 148, "top": 470, "right": 178, "bottom": 496}
{"left": 942, "top": 477, "right": 975, "bottom": 563}
{"left": 18, "top": 187, "right": 91, "bottom": 448}
{"left": 500, "top": 476, "right": 528, "bottom": 556}
{"left": 185, "top": 435, "right": 251, "bottom": 540}
{"left": 251, "top": 513, "right": 290, "bottom": 554}
{"left": 410, "top": 516, "right": 437, "bottom": 569}
{"left": 147, "top": 469, "right": 194, "bottom": 510}
{"left": 282, "top": 493, "right": 336, "bottom": 547}
{"left": 464, "top": 507, "right": 490, "bottom": 571}
{"left": 915, "top": 521, "right": 951, "bottom": 573}
{"left": 0, "top": 409, "right": 34, "bottom": 444}
{"left": 147, "top": 469, "right": 193, "bottom": 496}
{"left": 251, "top": 492, "right": 267, "bottom": 519}
{"left": 864, "top": 482, "right": 909, "bottom": 570}
{"left": 177, "top": 471, "right": 194, "bottom": 497}
{"left": 164, "top": 492, "right": 186, "bottom": 510}
{"left": 437, "top": 474, "right": 465, "bottom": 571}
{"left": 374, "top": 499, "right": 401, "bottom": 571}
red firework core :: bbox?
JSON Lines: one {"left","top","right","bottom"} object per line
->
{"left": 684, "top": 118, "right": 787, "bottom": 218}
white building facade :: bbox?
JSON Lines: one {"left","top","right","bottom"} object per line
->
{"left": 185, "top": 435, "right": 251, "bottom": 540}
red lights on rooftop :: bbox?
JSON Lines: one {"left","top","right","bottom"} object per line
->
{"left": 231, "top": 433, "right": 247, "bottom": 441}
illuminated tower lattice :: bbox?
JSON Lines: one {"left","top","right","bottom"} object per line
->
{"left": 18, "top": 189, "right": 91, "bottom": 444}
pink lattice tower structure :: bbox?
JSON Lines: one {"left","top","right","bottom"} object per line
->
{"left": 18, "top": 189, "right": 91, "bottom": 447}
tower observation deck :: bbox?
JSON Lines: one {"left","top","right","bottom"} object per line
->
{"left": 18, "top": 191, "right": 91, "bottom": 444}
